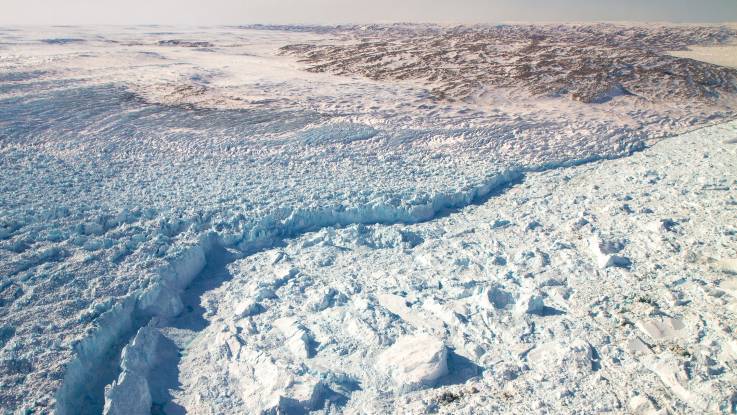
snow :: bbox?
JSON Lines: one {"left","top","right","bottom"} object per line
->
{"left": 0, "top": 23, "right": 736, "bottom": 414}
{"left": 668, "top": 44, "right": 737, "bottom": 69}
{"left": 636, "top": 317, "right": 688, "bottom": 341}
{"left": 273, "top": 317, "right": 312, "bottom": 359}
{"left": 377, "top": 335, "right": 449, "bottom": 392}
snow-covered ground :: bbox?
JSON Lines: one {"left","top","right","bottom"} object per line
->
{"left": 667, "top": 23, "right": 737, "bottom": 69}
{"left": 0, "top": 24, "right": 736, "bottom": 414}
{"left": 669, "top": 45, "right": 737, "bottom": 69}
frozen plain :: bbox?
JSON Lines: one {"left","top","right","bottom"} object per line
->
{"left": 0, "top": 24, "right": 736, "bottom": 414}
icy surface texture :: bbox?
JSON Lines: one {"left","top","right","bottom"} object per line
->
{"left": 164, "top": 121, "right": 737, "bottom": 413}
{"left": 0, "top": 24, "right": 736, "bottom": 413}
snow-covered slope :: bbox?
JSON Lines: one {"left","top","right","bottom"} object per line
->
{"left": 0, "top": 24, "right": 735, "bottom": 414}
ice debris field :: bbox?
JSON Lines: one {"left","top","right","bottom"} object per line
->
{"left": 0, "top": 24, "right": 737, "bottom": 414}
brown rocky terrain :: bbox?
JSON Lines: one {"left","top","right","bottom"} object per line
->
{"left": 279, "top": 24, "right": 737, "bottom": 105}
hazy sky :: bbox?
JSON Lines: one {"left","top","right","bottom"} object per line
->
{"left": 2, "top": 0, "right": 736, "bottom": 25}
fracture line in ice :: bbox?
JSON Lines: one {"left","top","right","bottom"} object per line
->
{"left": 54, "top": 169, "right": 523, "bottom": 414}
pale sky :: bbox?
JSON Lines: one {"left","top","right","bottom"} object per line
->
{"left": 2, "top": 0, "right": 736, "bottom": 25}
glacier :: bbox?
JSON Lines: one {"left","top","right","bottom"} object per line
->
{"left": 0, "top": 24, "right": 736, "bottom": 414}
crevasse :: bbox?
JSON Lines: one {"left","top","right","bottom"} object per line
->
{"left": 54, "top": 169, "right": 523, "bottom": 414}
